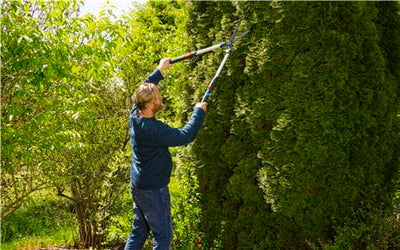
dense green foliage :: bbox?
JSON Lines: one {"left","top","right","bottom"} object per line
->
{"left": 184, "top": 1, "right": 400, "bottom": 249}
{"left": 2, "top": 0, "right": 399, "bottom": 249}
{"left": 1, "top": 0, "right": 81, "bottom": 219}
{"left": 1, "top": 0, "right": 129, "bottom": 246}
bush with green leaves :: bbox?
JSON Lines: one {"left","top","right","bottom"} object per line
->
{"left": 2, "top": 0, "right": 130, "bottom": 247}
{"left": 182, "top": 1, "right": 400, "bottom": 248}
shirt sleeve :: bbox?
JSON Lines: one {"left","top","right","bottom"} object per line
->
{"left": 144, "top": 68, "right": 164, "bottom": 85}
{"left": 156, "top": 107, "right": 205, "bottom": 147}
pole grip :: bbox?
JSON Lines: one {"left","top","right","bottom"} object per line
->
{"left": 169, "top": 53, "right": 194, "bottom": 64}
{"left": 169, "top": 56, "right": 186, "bottom": 64}
{"left": 201, "top": 89, "right": 212, "bottom": 103}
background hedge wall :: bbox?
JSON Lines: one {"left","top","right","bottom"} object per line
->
{"left": 178, "top": 2, "right": 400, "bottom": 248}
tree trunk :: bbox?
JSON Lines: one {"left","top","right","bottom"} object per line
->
{"left": 71, "top": 180, "right": 105, "bottom": 248}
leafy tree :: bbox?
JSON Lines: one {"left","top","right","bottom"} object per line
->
{"left": 49, "top": 12, "right": 129, "bottom": 246}
{"left": 2, "top": 0, "right": 129, "bottom": 247}
{"left": 1, "top": 0, "right": 83, "bottom": 219}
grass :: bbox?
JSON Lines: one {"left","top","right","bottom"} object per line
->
{"left": 1, "top": 227, "right": 75, "bottom": 250}
{"left": 1, "top": 190, "right": 78, "bottom": 250}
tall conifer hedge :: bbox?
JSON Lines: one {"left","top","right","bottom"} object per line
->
{"left": 179, "top": 1, "right": 400, "bottom": 248}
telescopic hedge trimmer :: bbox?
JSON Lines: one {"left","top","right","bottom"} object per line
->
{"left": 169, "top": 21, "right": 248, "bottom": 102}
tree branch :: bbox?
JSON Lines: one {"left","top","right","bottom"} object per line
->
{"left": 57, "top": 189, "right": 76, "bottom": 202}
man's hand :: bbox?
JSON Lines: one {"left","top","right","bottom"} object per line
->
{"left": 157, "top": 58, "right": 172, "bottom": 71}
{"left": 196, "top": 102, "right": 208, "bottom": 111}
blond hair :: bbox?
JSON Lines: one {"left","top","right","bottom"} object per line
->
{"left": 132, "top": 83, "right": 158, "bottom": 110}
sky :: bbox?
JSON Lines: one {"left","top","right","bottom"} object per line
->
{"left": 80, "top": 0, "right": 147, "bottom": 16}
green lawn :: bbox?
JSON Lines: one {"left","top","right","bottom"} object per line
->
{"left": 1, "top": 191, "right": 77, "bottom": 250}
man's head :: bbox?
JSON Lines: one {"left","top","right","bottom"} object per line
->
{"left": 132, "top": 83, "right": 163, "bottom": 115}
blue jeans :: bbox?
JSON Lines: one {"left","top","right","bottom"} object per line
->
{"left": 124, "top": 186, "right": 172, "bottom": 250}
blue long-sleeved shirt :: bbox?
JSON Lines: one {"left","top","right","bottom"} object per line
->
{"left": 129, "top": 69, "right": 205, "bottom": 190}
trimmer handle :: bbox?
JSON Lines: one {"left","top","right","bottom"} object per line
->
{"left": 201, "top": 89, "right": 212, "bottom": 103}
{"left": 169, "top": 53, "right": 195, "bottom": 64}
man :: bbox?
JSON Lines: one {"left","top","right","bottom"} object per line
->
{"left": 125, "top": 58, "right": 207, "bottom": 250}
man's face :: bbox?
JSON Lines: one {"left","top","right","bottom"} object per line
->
{"left": 152, "top": 88, "right": 163, "bottom": 113}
